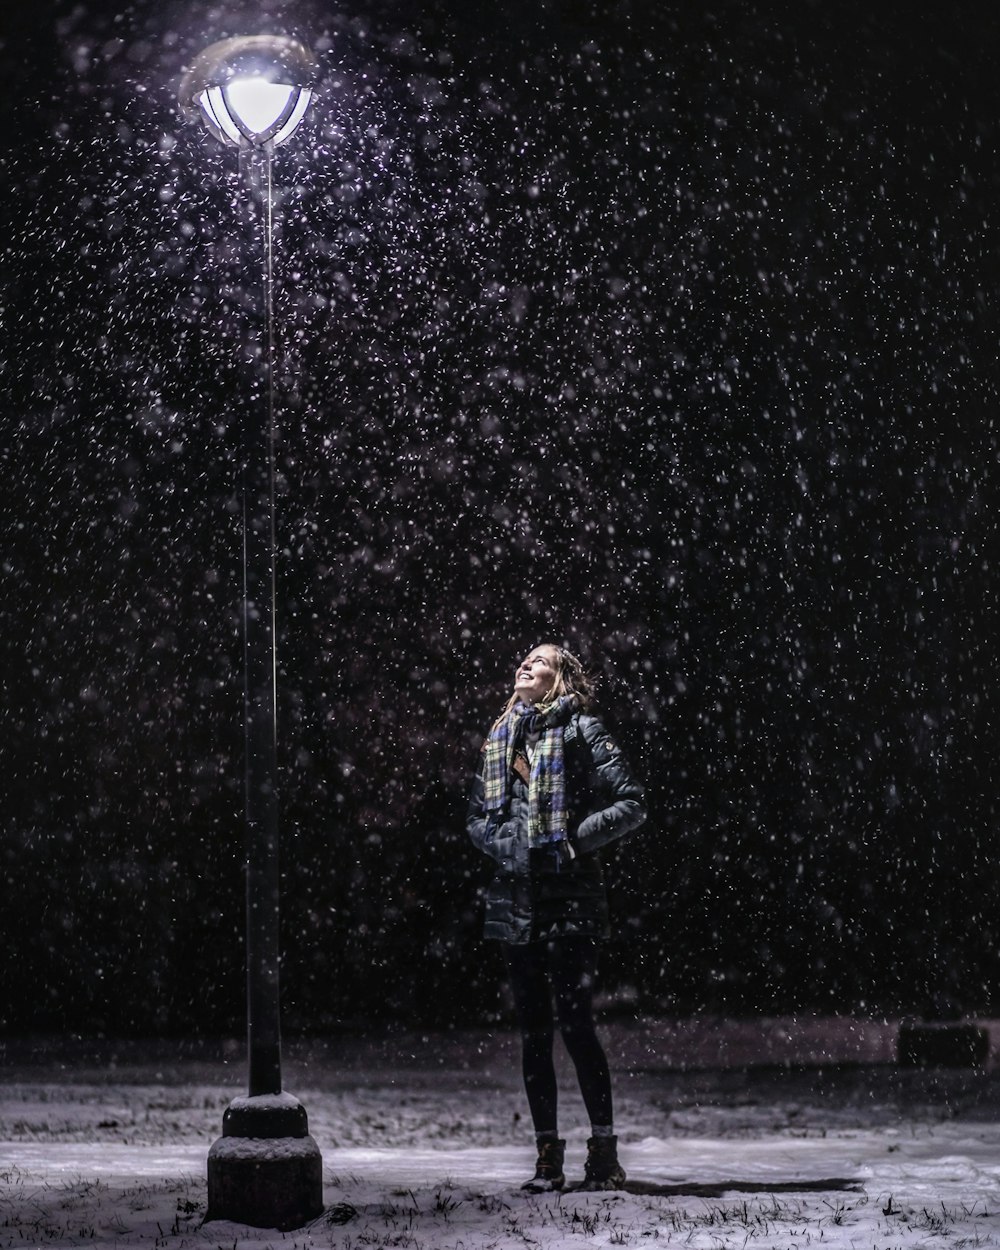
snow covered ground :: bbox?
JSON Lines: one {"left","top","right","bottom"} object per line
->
{"left": 4, "top": 1018, "right": 1000, "bottom": 1249}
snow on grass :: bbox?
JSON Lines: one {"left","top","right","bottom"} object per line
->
{"left": 4, "top": 1020, "right": 1000, "bottom": 1248}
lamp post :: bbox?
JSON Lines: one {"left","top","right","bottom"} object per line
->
{"left": 178, "top": 36, "right": 323, "bottom": 1231}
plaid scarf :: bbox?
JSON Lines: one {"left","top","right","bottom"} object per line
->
{"left": 481, "top": 695, "right": 578, "bottom": 847}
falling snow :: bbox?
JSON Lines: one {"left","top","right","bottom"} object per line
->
{"left": 1, "top": 2, "right": 998, "bottom": 1034}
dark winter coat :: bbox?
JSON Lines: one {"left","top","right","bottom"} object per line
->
{"left": 466, "top": 712, "right": 646, "bottom": 944}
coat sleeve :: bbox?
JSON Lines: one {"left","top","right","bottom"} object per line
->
{"left": 466, "top": 752, "right": 493, "bottom": 855}
{"left": 466, "top": 751, "right": 513, "bottom": 867}
{"left": 572, "top": 717, "right": 647, "bottom": 856}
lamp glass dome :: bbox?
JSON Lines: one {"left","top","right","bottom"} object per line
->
{"left": 181, "top": 36, "right": 318, "bottom": 149}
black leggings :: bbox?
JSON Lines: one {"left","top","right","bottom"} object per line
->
{"left": 504, "top": 937, "right": 613, "bottom": 1135}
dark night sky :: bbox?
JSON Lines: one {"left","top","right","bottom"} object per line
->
{"left": 2, "top": 0, "right": 1000, "bottom": 1034}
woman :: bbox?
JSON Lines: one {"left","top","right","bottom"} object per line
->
{"left": 467, "top": 644, "right": 646, "bottom": 1192}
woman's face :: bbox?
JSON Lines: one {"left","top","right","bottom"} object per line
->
{"left": 513, "top": 645, "right": 560, "bottom": 705}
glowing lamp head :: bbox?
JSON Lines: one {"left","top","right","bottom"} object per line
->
{"left": 179, "top": 35, "right": 317, "bottom": 148}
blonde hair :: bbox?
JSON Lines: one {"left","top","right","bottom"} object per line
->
{"left": 499, "top": 643, "right": 597, "bottom": 717}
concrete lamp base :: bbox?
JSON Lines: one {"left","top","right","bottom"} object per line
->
{"left": 897, "top": 1021, "right": 990, "bottom": 1068}
{"left": 206, "top": 1092, "right": 323, "bottom": 1231}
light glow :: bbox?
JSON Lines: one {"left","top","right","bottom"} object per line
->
{"left": 196, "top": 78, "right": 310, "bottom": 147}
{"left": 225, "top": 77, "right": 297, "bottom": 138}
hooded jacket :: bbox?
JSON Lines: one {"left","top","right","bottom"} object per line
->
{"left": 466, "top": 711, "right": 646, "bottom": 944}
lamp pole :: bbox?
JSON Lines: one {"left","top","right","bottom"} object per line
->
{"left": 178, "top": 36, "right": 323, "bottom": 1231}
{"left": 240, "top": 137, "right": 282, "bottom": 1099}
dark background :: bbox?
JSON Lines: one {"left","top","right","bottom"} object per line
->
{"left": 1, "top": 0, "right": 998, "bottom": 1037}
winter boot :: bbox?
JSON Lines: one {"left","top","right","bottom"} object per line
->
{"left": 521, "top": 1137, "right": 566, "bottom": 1192}
{"left": 573, "top": 1135, "right": 626, "bottom": 1191}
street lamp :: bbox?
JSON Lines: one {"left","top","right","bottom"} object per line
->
{"left": 178, "top": 35, "right": 323, "bottom": 1231}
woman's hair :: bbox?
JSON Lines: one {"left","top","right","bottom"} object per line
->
{"left": 500, "top": 643, "right": 597, "bottom": 715}
{"left": 547, "top": 645, "right": 597, "bottom": 709}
